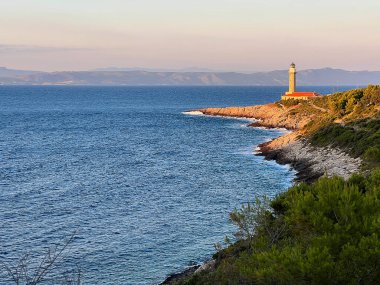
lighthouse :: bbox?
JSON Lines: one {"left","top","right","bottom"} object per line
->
{"left": 281, "top": 63, "right": 321, "bottom": 100}
{"left": 286, "top": 63, "right": 296, "bottom": 94}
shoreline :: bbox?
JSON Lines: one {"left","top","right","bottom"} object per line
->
{"left": 160, "top": 110, "right": 293, "bottom": 285}
{"left": 159, "top": 265, "right": 200, "bottom": 285}
{"left": 160, "top": 104, "right": 362, "bottom": 284}
{"left": 257, "top": 136, "right": 361, "bottom": 183}
{"left": 196, "top": 105, "right": 362, "bottom": 183}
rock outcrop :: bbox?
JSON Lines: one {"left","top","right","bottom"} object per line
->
{"left": 160, "top": 265, "right": 200, "bottom": 285}
{"left": 197, "top": 103, "right": 362, "bottom": 183}
{"left": 199, "top": 104, "right": 315, "bottom": 130}
{"left": 260, "top": 138, "right": 362, "bottom": 183}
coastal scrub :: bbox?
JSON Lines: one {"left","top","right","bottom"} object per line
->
{"left": 177, "top": 170, "right": 380, "bottom": 285}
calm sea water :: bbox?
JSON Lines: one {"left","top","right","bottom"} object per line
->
{"left": 0, "top": 86, "right": 351, "bottom": 284}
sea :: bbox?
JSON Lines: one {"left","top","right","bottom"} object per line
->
{"left": 0, "top": 86, "right": 352, "bottom": 284}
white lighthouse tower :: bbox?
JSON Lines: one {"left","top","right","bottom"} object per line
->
{"left": 281, "top": 63, "right": 320, "bottom": 100}
{"left": 286, "top": 63, "right": 296, "bottom": 95}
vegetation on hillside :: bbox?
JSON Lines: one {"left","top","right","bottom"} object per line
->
{"left": 302, "top": 85, "right": 380, "bottom": 119}
{"left": 307, "top": 85, "right": 380, "bottom": 166}
{"left": 277, "top": 86, "right": 380, "bottom": 166}
{"left": 310, "top": 118, "right": 380, "bottom": 165}
{"left": 177, "top": 170, "right": 380, "bottom": 285}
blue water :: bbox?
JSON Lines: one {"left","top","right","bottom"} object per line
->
{"left": 0, "top": 86, "right": 352, "bottom": 284}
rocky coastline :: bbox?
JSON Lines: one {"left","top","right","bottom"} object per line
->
{"left": 198, "top": 104, "right": 361, "bottom": 183}
{"left": 258, "top": 136, "right": 361, "bottom": 183}
{"left": 159, "top": 265, "right": 200, "bottom": 285}
{"left": 160, "top": 102, "right": 362, "bottom": 284}
{"left": 160, "top": 260, "right": 217, "bottom": 285}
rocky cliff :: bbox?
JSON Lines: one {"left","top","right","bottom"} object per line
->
{"left": 197, "top": 101, "right": 362, "bottom": 182}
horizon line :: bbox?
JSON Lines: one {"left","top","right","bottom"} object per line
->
{"left": 1, "top": 66, "right": 380, "bottom": 74}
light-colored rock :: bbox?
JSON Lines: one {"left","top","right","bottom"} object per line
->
{"left": 273, "top": 139, "right": 362, "bottom": 181}
{"left": 194, "top": 260, "right": 216, "bottom": 274}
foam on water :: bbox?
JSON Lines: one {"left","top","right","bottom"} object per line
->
{"left": 182, "top": 110, "right": 204, "bottom": 116}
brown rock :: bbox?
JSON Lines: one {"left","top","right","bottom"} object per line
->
{"left": 198, "top": 104, "right": 311, "bottom": 130}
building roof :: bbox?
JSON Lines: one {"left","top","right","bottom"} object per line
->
{"left": 283, "top": 92, "right": 320, "bottom": 97}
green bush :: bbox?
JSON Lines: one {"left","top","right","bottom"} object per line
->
{"left": 364, "top": 147, "right": 380, "bottom": 163}
{"left": 280, "top": 99, "right": 302, "bottom": 107}
{"left": 179, "top": 170, "right": 380, "bottom": 285}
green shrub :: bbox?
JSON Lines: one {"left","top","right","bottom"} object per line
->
{"left": 280, "top": 99, "right": 302, "bottom": 106}
{"left": 180, "top": 170, "right": 380, "bottom": 285}
{"left": 364, "top": 147, "right": 380, "bottom": 163}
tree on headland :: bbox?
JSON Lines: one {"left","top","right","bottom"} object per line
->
{"left": 229, "top": 197, "right": 287, "bottom": 250}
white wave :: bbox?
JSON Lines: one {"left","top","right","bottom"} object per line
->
{"left": 182, "top": 111, "right": 204, "bottom": 116}
{"left": 182, "top": 111, "right": 257, "bottom": 123}
{"left": 254, "top": 146, "right": 262, "bottom": 154}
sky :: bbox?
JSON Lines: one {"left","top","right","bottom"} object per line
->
{"left": 0, "top": 0, "right": 379, "bottom": 72}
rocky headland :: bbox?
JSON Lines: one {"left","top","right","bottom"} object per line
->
{"left": 161, "top": 101, "right": 363, "bottom": 285}
{"left": 197, "top": 102, "right": 362, "bottom": 183}
{"left": 199, "top": 103, "right": 311, "bottom": 129}
{"left": 161, "top": 86, "right": 380, "bottom": 285}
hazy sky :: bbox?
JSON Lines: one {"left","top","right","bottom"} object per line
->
{"left": 1, "top": 0, "right": 379, "bottom": 71}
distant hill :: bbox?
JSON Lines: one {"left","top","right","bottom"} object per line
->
{"left": 0, "top": 67, "right": 40, "bottom": 78}
{"left": 0, "top": 67, "right": 379, "bottom": 86}
{"left": 92, "top": 67, "right": 216, "bottom": 72}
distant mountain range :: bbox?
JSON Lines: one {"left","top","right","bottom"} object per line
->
{"left": 92, "top": 67, "right": 217, "bottom": 72}
{"left": 0, "top": 67, "right": 379, "bottom": 86}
